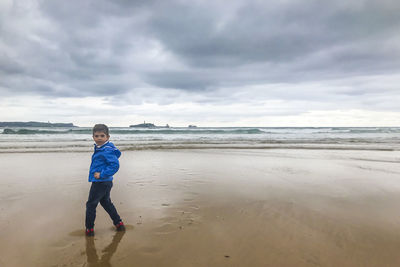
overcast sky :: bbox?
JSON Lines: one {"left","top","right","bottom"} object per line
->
{"left": 0, "top": 0, "right": 399, "bottom": 127}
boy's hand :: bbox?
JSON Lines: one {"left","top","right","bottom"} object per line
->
{"left": 94, "top": 172, "right": 100, "bottom": 179}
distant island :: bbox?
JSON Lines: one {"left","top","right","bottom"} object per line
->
{"left": 129, "top": 121, "right": 170, "bottom": 128}
{"left": 0, "top": 121, "right": 76, "bottom": 127}
{"left": 188, "top": 125, "right": 197, "bottom": 128}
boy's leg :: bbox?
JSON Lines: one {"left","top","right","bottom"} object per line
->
{"left": 85, "top": 182, "right": 108, "bottom": 229}
{"left": 100, "top": 181, "right": 122, "bottom": 225}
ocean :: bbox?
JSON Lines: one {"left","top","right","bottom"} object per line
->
{"left": 0, "top": 127, "right": 399, "bottom": 152}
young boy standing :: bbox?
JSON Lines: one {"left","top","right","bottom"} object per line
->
{"left": 85, "top": 124, "right": 125, "bottom": 236}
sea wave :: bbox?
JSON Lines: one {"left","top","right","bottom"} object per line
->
{"left": 0, "top": 139, "right": 399, "bottom": 153}
{"left": 348, "top": 128, "right": 400, "bottom": 134}
{"left": 1, "top": 128, "right": 265, "bottom": 135}
{"left": 2, "top": 127, "right": 400, "bottom": 135}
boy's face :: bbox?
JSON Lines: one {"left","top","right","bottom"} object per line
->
{"left": 93, "top": 131, "right": 109, "bottom": 146}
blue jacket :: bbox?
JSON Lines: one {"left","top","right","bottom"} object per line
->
{"left": 88, "top": 141, "right": 121, "bottom": 182}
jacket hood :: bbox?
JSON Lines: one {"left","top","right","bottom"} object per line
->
{"left": 94, "top": 141, "right": 121, "bottom": 158}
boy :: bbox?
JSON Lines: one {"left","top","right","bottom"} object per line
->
{"left": 85, "top": 124, "right": 125, "bottom": 236}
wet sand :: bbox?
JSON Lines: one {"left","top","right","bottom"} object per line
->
{"left": 1, "top": 149, "right": 400, "bottom": 266}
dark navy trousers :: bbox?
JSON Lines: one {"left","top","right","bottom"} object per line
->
{"left": 85, "top": 181, "right": 121, "bottom": 229}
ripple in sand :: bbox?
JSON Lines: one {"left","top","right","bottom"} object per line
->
{"left": 154, "top": 223, "right": 178, "bottom": 234}
{"left": 2, "top": 193, "right": 24, "bottom": 201}
{"left": 130, "top": 179, "right": 155, "bottom": 184}
{"left": 50, "top": 239, "right": 73, "bottom": 249}
{"left": 109, "top": 224, "right": 135, "bottom": 231}
{"left": 159, "top": 216, "right": 178, "bottom": 223}
{"left": 138, "top": 246, "right": 162, "bottom": 254}
{"left": 69, "top": 230, "right": 85, "bottom": 237}
{"left": 177, "top": 210, "right": 193, "bottom": 215}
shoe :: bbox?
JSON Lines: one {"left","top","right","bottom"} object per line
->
{"left": 115, "top": 221, "right": 126, "bottom": 231}
{"left": 86, "top": 228, "right": 94, "bottom": 236}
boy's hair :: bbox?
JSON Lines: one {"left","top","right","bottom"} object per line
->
{"left": 92, "top": 124, "right": 109, "bottom": 136}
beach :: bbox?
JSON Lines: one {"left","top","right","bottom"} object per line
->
{"left": 1, "top": 148, "right": 400, "bottom": 266}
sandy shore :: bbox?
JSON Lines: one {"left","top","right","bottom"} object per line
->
{"left": 1, "top": 149, "right": 400, "bottom": 266}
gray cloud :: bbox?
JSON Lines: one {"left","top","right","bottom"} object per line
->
{"left": 147, "top": 0, "right": 400, "bottom": 67}
{"left": 0, "top": 0, "right": 399, "bottom": 112}
{"left": 144, "top": 70, "right": 219, "bottom": 90}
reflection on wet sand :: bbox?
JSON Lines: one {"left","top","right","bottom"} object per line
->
{"left": 86, "top": 231, "right": 125, "bottom": 267}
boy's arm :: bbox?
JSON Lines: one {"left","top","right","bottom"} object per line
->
{"left": 100, "top": 150, "right": 120, "bottom": 179}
